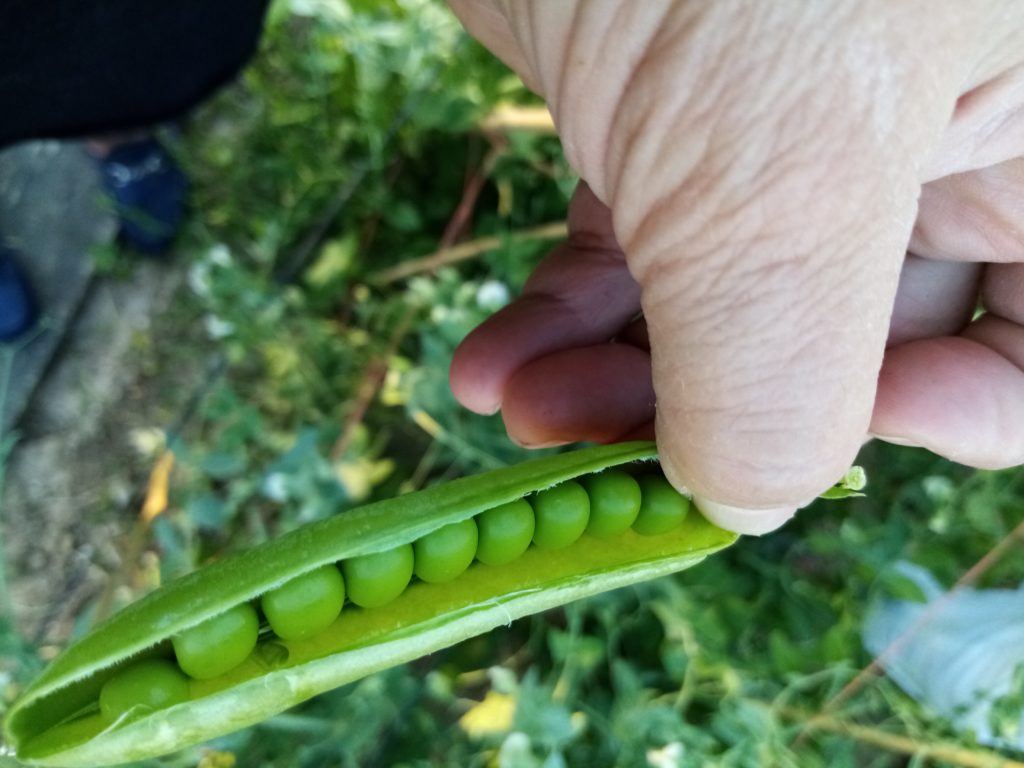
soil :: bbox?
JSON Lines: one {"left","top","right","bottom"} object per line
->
{"left": 0, "top": 141, "right": 206, "bottom": 648}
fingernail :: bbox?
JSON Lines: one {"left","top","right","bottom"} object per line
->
{"left": 869, "top": 433, "right": 921, "bottom": 448}
{"left": 514, "top": 437, "right": 568, "bottom": 449}
{"left": 691, "top": 495, "right": 798, "bottom": 536}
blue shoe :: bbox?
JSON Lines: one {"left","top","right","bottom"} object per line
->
{"left": 96, "top": 137, "right": 188, "bottom": 255}
{"left": 0, "top": 245, "right": 39, "bottom": 342}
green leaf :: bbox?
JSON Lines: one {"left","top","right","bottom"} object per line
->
{"left": 818, "top": 466, "right": 867, "bottom": 500}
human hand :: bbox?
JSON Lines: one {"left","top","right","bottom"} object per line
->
{"left": 447, "top": 2, "right": 1024, "bottom": 533}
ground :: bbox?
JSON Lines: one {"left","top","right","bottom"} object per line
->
{"left": 0, "top": 141, "right": 197, "bottom": 646}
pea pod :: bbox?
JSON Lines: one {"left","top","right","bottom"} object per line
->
{"left": 4, "top": 442, "right": 737, "bottom": 767}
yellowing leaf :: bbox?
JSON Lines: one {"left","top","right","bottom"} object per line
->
{"left": 261, "top": 341, "right": 303, "bottom": 379}
{"left": 459, "top": 691, "right": 517, "bottom": 739}
{"left": 380, "top": 357, "right": 412, "bottom": 407}
{"left": 197, "top": 749, "right": 237, "bottom": 768}
{"left": 305, "top": 234, "right": 356, "bottom": 288}
{"left": 646, "top": 742, "right": 685, "bottom": 768}
{"left": 141, "top": 451, "right": 175, "bottom": 523}
{"left": 334, "top": 457, "right": 395, "bottom": 501}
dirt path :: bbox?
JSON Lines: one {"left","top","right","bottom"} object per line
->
{"left": 0, "top": 142, "right": 201, "bottom": 646}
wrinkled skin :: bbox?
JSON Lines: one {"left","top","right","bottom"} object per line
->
{"left": 447, "top": 2, "right": 1024, "bottom": 534}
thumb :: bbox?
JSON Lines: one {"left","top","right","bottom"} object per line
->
{"left": 577, "top": 13, "right": 962, "bottom": 532}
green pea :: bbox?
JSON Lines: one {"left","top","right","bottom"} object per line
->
{"left": 99, "top": 658, "right": 190, "bottom": 723}
{"left": 532, "top": 480, "right": 590, "bottom": 549}
{"left": 172, "top": 603, "right": 259, "bottom": 680}
{"left": 632, "top": 475, "right": 690, "bottom": 535}
{"left": 261, "top": 565, "right": 345, "bottom": 641}
{"left": 583, "top": 470, "right": 641, "bottom": 538}
{"left": 342, "top": 543, "right": 414, "bottom": 608}
{"left": 476, "top": 499, "right": 535, "bottom": 566}
{"left": 414, "top": 518, "right": 478, "bottom": 583}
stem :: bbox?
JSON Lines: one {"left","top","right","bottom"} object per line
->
{"left": 366, "top": 221, "right": 568, "bottom": 286}
{"left": 335, "top": 142, "right": 501, "bottom": 465}
{"left": 779, "top": 706, "right": 1024, "bottom": 768}
{"left": 410, "top": 408, "right": 504, "bottom": 471}
{"left": 330, "top": 306, "right": 417, "bottom": 463}
{"left": 480, "top": 106, "right": 557, "bottom": 134}
{"left": 438, "top": 144, "right": 503, "bottom": 249}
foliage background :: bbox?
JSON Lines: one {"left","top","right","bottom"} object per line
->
{"left": 3, "top": 1, "right": 1024, "bottom": 766}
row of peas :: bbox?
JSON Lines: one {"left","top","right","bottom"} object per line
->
{"left": 98, "top": 471, "right": 690, "bottom": 722}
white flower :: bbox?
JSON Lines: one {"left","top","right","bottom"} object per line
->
{"left": 476, "top": 279, "right": 509, "bottom": 310}
{"left": 262, "top": 472, "right": 288, "bottom": 502}
{"left": 204, "top": 315, "right": 235, "bottom": 339}
{"left": 207, "top": 243, "right": 232, "bottom": 267}
{"left": 188, "top": 262, "right": 211, "bottom": 297}
{"left": 646, "top": 742, "right": 684, "bottom": 768}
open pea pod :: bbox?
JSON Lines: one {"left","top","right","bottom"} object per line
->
{"left": 5, "top": 442, "right": 737, "bottom": 767}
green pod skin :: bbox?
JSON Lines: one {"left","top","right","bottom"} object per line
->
{"left": 413, "top": 519, "right": 478, "bottom": 583}
{"left": 475, "top": 499, "right": 535, "bottom": 566}
{"left": 261, "top": 565, "right": 346, "bottom": 641}
{"left": 98, "top": 660, "right": 190, "bottom": 723}
{"left": 342, "top": 544, "right": 414, "bottom": 608}
{"left": 632, "top": 475, "right": 690, "bottom": 536}
{"left": 583, "top": 470, "right": 642, "bottom": 538}
{"left": 172, "top": 603, "right": 260, "bottom": 680}
{"left": 6, "top": 442, "right": 743, "bottom": 768}
{"left": 532, "top": 480, "right": 590, "bottom": 549}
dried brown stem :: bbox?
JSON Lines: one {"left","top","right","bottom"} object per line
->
{"left": 329, "top": 307, "right": 416, "bottom": 463}
{"left": 367, "top": 221, "right": 567, "bottom": 286}
{"left": 780, "top": 706, "right": 1024, "bottom": 768}
{"left": 481, "top": 105, "right": 556, "bottom": 134}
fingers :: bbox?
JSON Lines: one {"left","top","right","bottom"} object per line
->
{"left": 450, "top": 184, "right": 640, "bottom": 415}
{"left": 887, "top": 255, "right": 981, "bottom": 347}
{"left": 927, "top": 66, "right": 1024, "bottom": 180}
{"left": 891, "top": 158, "right": 1024, "bottom": 346}
{"left": 501, "top": 344, "right": 655, "bottom": 447}
{"left": 912, "top": 159, "right": 1024, "bottom": 263}
{"left": 872, "top": 263, "right": 1024, "bottom": 467}
{"left": 868, "top": 182, "right": 1024, "bottom": 466}
{"left": 982, "top": 261, "right": 1024, "bottom": 323}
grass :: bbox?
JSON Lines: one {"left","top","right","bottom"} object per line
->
{"left": 3, "top": 1, "right": 1024, "bottom": 766}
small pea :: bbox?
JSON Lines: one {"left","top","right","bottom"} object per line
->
{"left": 632, "top": 475, "right": 690, "bottom": 535}
{"left": 532, "top": 480, "right": 590, "bottom": 550}
{"left": 99, "top": 658, "right": 190, "bottom": 723}
{"left": 583, "top": 470, "right": 641, "bottom": 538}
{"left": 261, "top": 565, "right": 345, "bottom": 641}
{"left": 413, "top": 518, "right": 478, "bottom": 583}
{"left": 172, "top": 602, "right": 259, "bottom": 680}
{"left": 476, "top": 499, "right": 535, "bottom": 566}
{"left": 342, "top": 543, "right": 414, "bottom": 608}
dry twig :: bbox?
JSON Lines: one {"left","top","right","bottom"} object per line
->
{"left": 367, "top": 221, "right": 567, "bottom": 286}
{"left": 780, "top": 706, "right": 1024, "bottom": 768}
